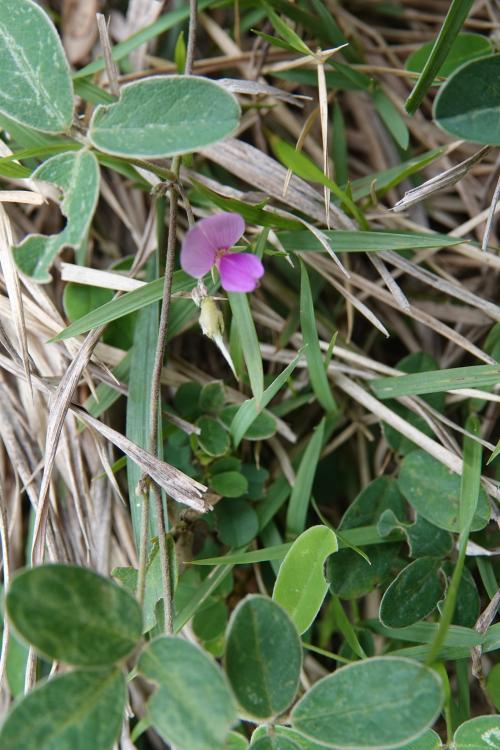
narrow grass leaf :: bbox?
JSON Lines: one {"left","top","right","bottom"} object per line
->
{"left": 300, "top": 262, "right": 337, "bottom": 412}
{"left": 425, "top": 416, "right": 482, "bottom": 666}
{"left": 231, "top": 351, "right": 302, "bottom": 446}
{"left": 278, "top": 229, "right": 460, "bottom": 253}
{"left": 228, "top": 292, "right": 264, "bottom": 402}
{"left": 371, "top": 364, "right": 500, "bottom": 399}
{"left": 286, "top": 417, "right": 325, "bottom": 537}
{"left": 405, "top": 0, "right": 475, "bottom": 114}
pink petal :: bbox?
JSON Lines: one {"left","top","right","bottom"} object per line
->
{"left": 180, "top": 221, "right": 217, "bottom": 278}
{"left": 219, "top": 252, "right": 264, "bottom": 293}
{"left": 180, "top": 213, "right": 245, "bottom": 279}
{"left": 198, "top": 212, "right": 245, "bottom": 252}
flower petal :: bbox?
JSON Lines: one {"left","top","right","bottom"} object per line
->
{"left": 219, "top": 253, "right": 264, "bottom": 293}
{"left": 180, "top": 221, "right": 217, "bottom": 278}
{"left": 198, "top": 212, "right": 245, "bottom": 252}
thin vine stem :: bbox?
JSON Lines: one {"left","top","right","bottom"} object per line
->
{"left": 137, "top": 0, "right": 198, "bottom": 634}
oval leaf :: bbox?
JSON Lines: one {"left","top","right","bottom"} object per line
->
{"left": 434, "top": 55, "right": 500, "bottom": 145}
{"left": 379, "top": 558, "right": 446, "bottom": 628}
{"left": 398, "top": 450, "right": 490, "bottom": 532}
{"left": 89, "top": 76, "right": 240, "bottom": 158}
{"left": 0, "top": 668, "right": 125, "bottom": 750}
{"left": 138, "top": 636, "right": 237, "bottom": 750}
{"left": 0, "top": 0, "right": 73, "bottom": 132}
{"left": 251, "top": 738, "right": 300, "bottom": 750}
{"left": 6, "top": 564, "right": 142, "bottom": 666}
{"left": 215, "top": 498, "right": 259, "bottom": 547}
{"left": 291, "top": 657, "right": 443, "bottom": 749}
{"left": 453, "top": 715, "right": 500, "bottom": 750}
{"left": 224, "top": 595, "right": 302, "bottom": 719}
{"left": 406, "top": 33, "right": 491, "bottom": 78}
{"left": 273, "top": 525, "right": 338, "bottom": 634}
{"left": 15, "top": 150, "right": 100, "bottom": 282}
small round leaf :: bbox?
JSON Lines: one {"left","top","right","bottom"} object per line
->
{"left": 406, "top": 34, "right": 491, "bottom": 78}
{"left": 225, "top": 595, "right": 302, "bottom": 719}
{"left": 398, "top": 450, "right": 490, "bottom": 532}
{"left": 215, "top": 498, "right": 259, "bottom": 547}
{"left": 89, "top": 76, "right": 240, "bottom": 158}
{"left": 0, "top": 668, "right": 125, "bottom": 750}
{"left": 379, "top": 558, "right": 446, "bottom": 628}
{"left": 6, "top": 564, "right": 142, "bottom": 666}
{"left": 291, "top": 656, "right": 443, "bottom": 749}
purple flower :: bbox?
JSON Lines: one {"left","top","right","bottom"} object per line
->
{"left": 180, "top": 212, "right": 264, "bottom": 293}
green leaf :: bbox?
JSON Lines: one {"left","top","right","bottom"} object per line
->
{"left": 277, "top": 229, "right": 460, "bottom": 253}
{"left": 300, "top": 263, "right": 336, "bottom": 413}
{"left": 252, "top": 724, "right": 327, "bottom": 750}
{"left": 228, "top": 292, "right": 264, "bottom": 403}
{"left": 269, "top": 134, "right": 364, "bottom": 224}
{"left": 286, "top": 417, "right": 326, "bottom": 536}
{"left": 406, "top": 516, "right": 452, "bottom": 559}
{"left": 262, "top": 2, "right": 313, "bottom": 56}
{"left": 398, "top": 450, "right": 490, "bottom": 532}
{"left": 405, "top": 0, "right": 475, "bottom": 114}
{"left": 211, "top": 471, "right": 248, "bottom": 498}
{"left": 425, "top": 416, "right": 483, "bottom": 666}
{"left": 196, "top": 416, "right": 230, "bottom": 457}
{"left": 406, "top": 33, "right": 491, "bottom": 78}
{"left": 224, "top": 595, "right": 302, "bottom": 719}
{"left": 199, "top": 381, "right": 225, "bottom": 413}
{"left": 327, "top": 477, "right": 406, "bottom": 599}
{"left": 53, "top": 271, "right": 195, "bottom": 341}
{"left": 15, "top": 151, "right": 100, "bottom": 282}
{"left": 89, "top": 76, "right": 240, "bottom": 158}
{"left": 380, "top": 558, "right": 446, "bottom": 628}
{"left": 215, "top": 498, "right": 259, "bottom": 547}
{"left": 6, "top": 564, "right": 142, "bottom": 666}
{"left": 192, "top": 598, "right": 228, "bottom": 642}
{"left": 372, "top": 89, "right": 409, "bottom": 150}
{"left": 251, "top": 738, "right": 301, "bottom": 750}
{"left": 0, "top": 0, "right": 73, "bottom": 132}
{"left": 226, "top": 731, "right": 250, "bottom": 750}
{"left": 230, "top": 351, "right": 303, "bottom": 446}
{"left": 0, "top": 668, "right": 125, "bottom": 750}
{"left": 138, "top": 636, "right": 237, "bottom": 750}
{"left": 273, "top": 525, "right": 337, "bottom": 634}
{"left": 453, "top": 715, "right": 500, "bottom": 750}
{"left": 291, "top": 657, "right": 444, "bottom": 749}
{"left": 487, "top": 665, "right": 500, "bottom": 711}
{"left": 434, "top": 54, "right": 500, "bottom": 145}
{"left": 371, "top": 363, "right": 500, "bottom": 399}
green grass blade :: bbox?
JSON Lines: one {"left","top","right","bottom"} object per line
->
{"left": 300, "top": 262, "right": 337, "bottom": 413}
{"left": 371, "top": 364, "right": 500, "bottom": 399}
{"left": 230, "top": 350, "right": 303, "bottom": 446}
{"left": 426, "top": 415, "right": 482, "bottom": 666}
{"left": 286, "top": 417, "right": 325, "bottom": 537}
{"left": 53, "top": 272, "right": 195, "bottom": 341}
{"left": 228, "top": 292, "right": 264, "bottom": 402}
{"left": 405, "top": 0, "right": 475, "bottom": 114}
{"left": 278, "top": 229, "right": 461, "bottom": 253}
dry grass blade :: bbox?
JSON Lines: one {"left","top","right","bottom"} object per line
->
{"left": 0, "top": 204, "right": 32, "bottom": 396}
{"left": 393, "top": 146, "right": 492, "bottom": 212}
{"left": 0, "top": 478, "right": 10, "bottom": 692}
{"left": 217, "top": 78, "right": 310, "bottom": 106}
{"left": 482, "top": 174, "right": 500, "bottom": 252}
{"left": 60, "top": 262, "right": 144, "bottom": 292}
